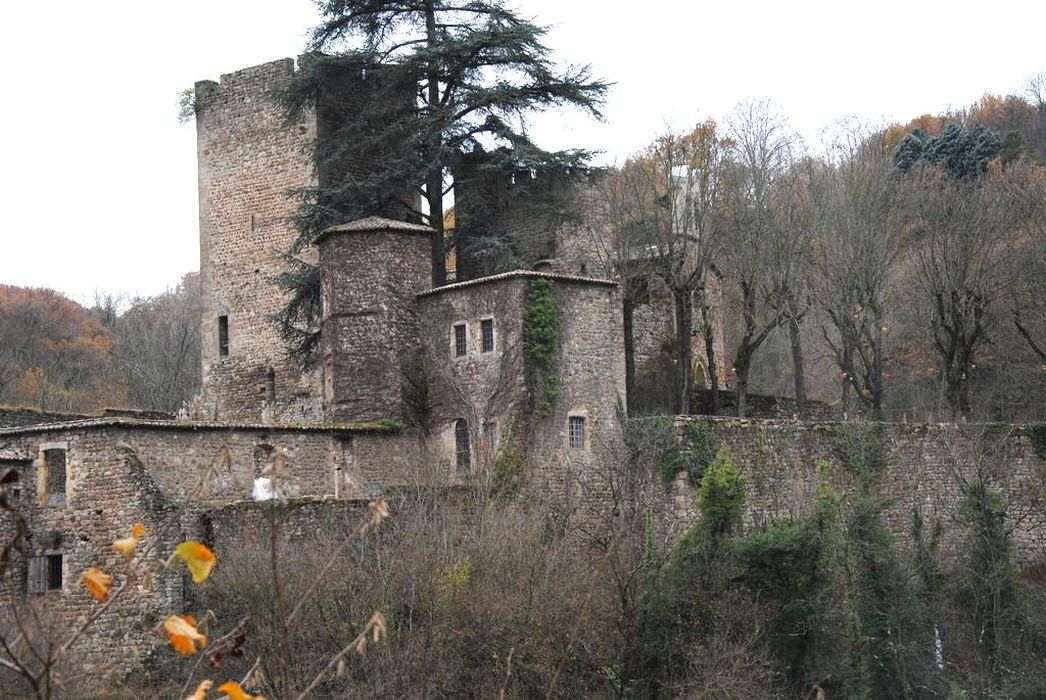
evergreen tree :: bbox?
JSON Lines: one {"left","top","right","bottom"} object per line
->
{"left": 275, "top": 0, "right": 607, "bottom": 363}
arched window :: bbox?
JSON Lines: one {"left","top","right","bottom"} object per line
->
{"left": 455, "top": 419, "right": 471, "bottom": 473}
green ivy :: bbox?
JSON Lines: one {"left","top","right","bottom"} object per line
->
{"left": 683, "top": 422, "right": 717, "bottom": 485}
{"left": 696, "top": 447, "right": 746, "bottom": 538}
{"left": 833, "top": 423, "right": 886, "bottom": 487}
{"left": 490, "top": 447, "right": 524, "bottom": 497}
{"left": 523, "top": 278, "right": 561, "bottom": 416}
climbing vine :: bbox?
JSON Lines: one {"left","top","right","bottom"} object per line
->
{"left": 523, "top": 278, "right": 561, "bottom": 416}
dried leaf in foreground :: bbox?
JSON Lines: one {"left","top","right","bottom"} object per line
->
{"left": 80, "top": 567, "right": 112, "bottom": 601}
{"left": 176, "top": 541, "right": 217, "bottom": 582}
{"left": 165, "top": 614, "right": 208, "bottom": 654}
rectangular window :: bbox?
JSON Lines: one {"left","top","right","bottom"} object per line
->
{"left": 46, "top": 554, "right": 63, "bottom": 590}
{"left": 27, "top": 555, "right": 62, "bottom": 595}
{"left": 569, "top": 416, "right": 586, "bottom": 450}
{"left": 44, "top": 449, "right": 66, "bottom": 506}
{"left": 481, "top": 319, "right": 494, "bottom": 352}
{"left": 218, "top": 315, "right": 230, "bottom": 357}
{"left": 453, "top": 323, "right": 467, "bottom": 358}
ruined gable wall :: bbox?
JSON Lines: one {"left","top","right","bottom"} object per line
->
{"left": 195, "top": 59, "right": 322, "bottom": 423}
{"left": 0, "top": 432, "right": 184, "bottom": 678}
{"left": 668, "top": 417, "right": 1046, "bottom": 565}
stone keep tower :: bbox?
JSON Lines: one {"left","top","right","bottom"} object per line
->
{"left": 194, "top": 58, "right": 414, "bottom": 422}
{"left": 195, "top": 59, "right": 319, "bottom": 421}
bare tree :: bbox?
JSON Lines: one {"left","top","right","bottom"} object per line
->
{"left": 810, "top": 128, "right": 904, "bottom": 419}
{"left": 600, "top": 123, "right": 731, "bottom": 414}
{"left": 721, "top": 100, "right": 799, "bottom": 417}
{"left": 906, "top": 165, "right": 1034, "bottom": 418}
{"left": 109, "top": 273, "right": 202, "bottom": 412}
{"left": 1010, "top": 167, "right": 1046, "bottom": 366}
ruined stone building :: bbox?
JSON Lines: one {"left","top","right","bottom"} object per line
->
{"left": 0, "top": 57, "right": 629, "bottom": 673}
{"left": 13, "top": 57, "right": 1039, "bottom": 682}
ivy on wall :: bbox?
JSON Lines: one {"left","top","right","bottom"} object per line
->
{"left": 523, "top": 278, "right": 561, "bottom": 416}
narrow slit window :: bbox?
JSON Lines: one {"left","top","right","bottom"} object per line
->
{"left": 481, "top": 319, "right": 494, "bottom": 352}
{"left": 44, "top": 449, "right": 66, "bottom": 506}
{"left": 569, "top": 416, "right": 586, "bottom": 450}
{"left": 455, "top": 419, "right": 471, "bottom": 473}
{"left": 218, "top": 315, "right": 230, "bottom": 357}
{"left": 453, "top": 323, "right": 467, "bottom": 358}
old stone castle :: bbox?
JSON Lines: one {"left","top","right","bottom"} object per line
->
{"left": 1, "top": 58, "right": 1044, "bottom": 675}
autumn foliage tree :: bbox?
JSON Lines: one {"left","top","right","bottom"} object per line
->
{"left": 0, "top": 286, "right": 118, "bottom": 412}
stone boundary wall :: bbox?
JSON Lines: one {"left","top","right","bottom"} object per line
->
{"left": 669, "top": 417, "right": 1046, "bottom": 566}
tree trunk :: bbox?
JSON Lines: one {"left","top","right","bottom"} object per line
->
{"left": 674, "top": 290, "right": 693, "bottom": 415}
{"left": 623, "top": 297, "right": 636, "bottom": 415}
{"left": 735, "top": 352, "right": 751, "bottom": 418}
{"left": 870, "top": 319, "right": 884, "bottom": 421}
{"left": 425, "top": 3, "right": 446, "bottom": 286}
{"left": 700, "top": 291, "right": 720, "bottom": 415}
{"left": 786, "top": 300, "right": 807, "bottom": 418}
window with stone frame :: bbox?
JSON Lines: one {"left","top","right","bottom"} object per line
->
{"left": 27, "top": 554, "right": 63, "bottom": 595}
{"left": 481, "top": 318, "right": 494, "bottom": 352}
{"left": 568, "top": 415, "right": 586, "bottom": 450}
{"left": 453, "top": 323, "right": 467, "bottom": 358}
{"left": 1, "top": 467, "right": 20, "bottom": 501}
{"left": 455, "top": 419, "right": 471, "bottom": 473}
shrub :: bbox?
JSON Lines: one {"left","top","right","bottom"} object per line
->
{"left": 696, "top": 447, "right": 746, "bottom": 539}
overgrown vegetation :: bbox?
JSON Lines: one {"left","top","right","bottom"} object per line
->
{"left": 522, "top": 278, "right": 561, "bottom": 416}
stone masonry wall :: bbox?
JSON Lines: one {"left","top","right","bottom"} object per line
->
{"left": 416, "top": 275, "right": 529, "bottom": 478}
{"left": 527, "top": 278, "right": 628, "bottom": 518}
{"left": 669, "top": 417, "right": 1046, "bottom": 566}
{"left": 319, "top": 227, "right": 433, "bottom": 424}
{"left": 195, "top": 59, "right": 322, "bottom": 423}
{"left": 0, "top": 432, "right": 184, "bottom": 680}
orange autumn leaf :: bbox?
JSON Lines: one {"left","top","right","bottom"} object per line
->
{"left": 164, "top": 614, "right": 207, "bottom": 654}
{"left": 217, "top": 680, "right": 266, "bottom": 700}
{"left": 186, "top": 679, "right": 213, "bottom": 700}
{"left": 114, "top": 523, "right": 147, "bottom": 557}
{"left": 80, "top": 567, "right": 112, "bottom": 601}
{"left": 176, "top": 541, "right": 216, "bottom": 583}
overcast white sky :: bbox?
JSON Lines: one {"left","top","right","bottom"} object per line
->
{"left": 1, "top": 0, "right": 1042, "bottom": 304}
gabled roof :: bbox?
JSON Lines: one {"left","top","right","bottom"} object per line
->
{"left": 315, "top": 217, "right": 435, "bottom": 243}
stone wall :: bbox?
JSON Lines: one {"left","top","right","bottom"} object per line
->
{"left": 416, "top": 273, "right": 530, "bottom": 478}
{"left": 0, "top": 434, "right": 184, "bottom": 679}
{"left": 0, "top": 407, "right": 89, "bottom": 427}
{"left": 526, "top": 276, "right": 628, "bottom": 512}
{"left": 318, "top": 220, "right": 433, "bottom": 424}
{"left": 669, "top": 417, "right": 1046, "bottom": 565}
{"left": 415, "top": 271, "right": 627, "bottom": 507}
